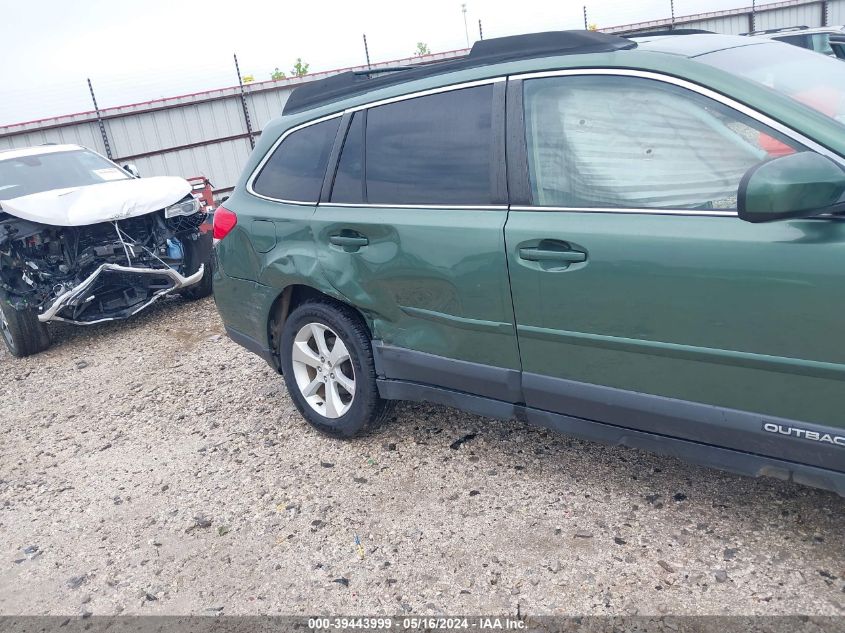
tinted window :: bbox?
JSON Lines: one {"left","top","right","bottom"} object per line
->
{"left": 365, "top": 85, "right": 493, "bottom": 205}
{"left": 253, "top": 118, "right": 340, "bottom": 202}
{"left": 775, "top": 34, "right": 809, "bottom": 48}
{"left": 330, "top": 112, "right": 364, "bottom": 203}
{"left": 523, "top": 75, "right": 804, "bottom": 210}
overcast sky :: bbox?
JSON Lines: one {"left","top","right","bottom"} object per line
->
{"left": 0, "top": 0, "right": 742, "bottom": 126}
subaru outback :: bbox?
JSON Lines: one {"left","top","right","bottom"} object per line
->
{"left": 213, "top": 31, "right": 845, "bottom": 496}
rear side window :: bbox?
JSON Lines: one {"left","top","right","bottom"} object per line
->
{"left": 330, "top": 111, "right": 364, "bottom": 203}
{"left": 365, "top": 85, "right": 493, "bottom": 205}
{"left": 252, "top": 118, "right": 340, "bottom": 202}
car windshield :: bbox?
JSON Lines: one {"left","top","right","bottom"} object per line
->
{"left": 698, "top": 42, "right": 845, "bottom": 126}
{"left": 0, "top": 148, "right": 129, "bottom": 199}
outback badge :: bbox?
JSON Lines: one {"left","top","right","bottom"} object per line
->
{"left": 763, "top": 423, "right": 845, "bottom": 447}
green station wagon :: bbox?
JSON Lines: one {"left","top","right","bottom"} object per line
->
{"left": 213, "top": 31, "right": 845, "bottom": 496}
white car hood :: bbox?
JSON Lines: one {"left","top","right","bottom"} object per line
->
{"left": 0, "top": 177, "right": 191, "bottom": 227}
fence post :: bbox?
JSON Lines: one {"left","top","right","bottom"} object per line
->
{"left": 233, "top": 54, "right": 255, "bottom": 151}
{"left": 363, "top": 34, "right": 371, "bottom": 69}
{"left": 87, "top": 78, "right": 113, "bottom": 160}
{"left": 583, "top": 5, "right": 588, "bottom": 30}
{"left": 462, "top": 3, "right": 469, "bottom": 47}
{"left": 478, "top": 19, "right": 484, "bottom": 40}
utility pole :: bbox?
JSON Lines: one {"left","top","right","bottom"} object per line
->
{"left": 462, "top": 3, "right": 470, "bottom": 47}
{"left": 233, "top": 54, "right": 255, "bottom": 151}
{"left": 670, "top": 0, "right": 676, "bottom": 29}
{"left": 583, "top": 5, "right": 588, "bottom": 30}
{"left": 750, "top": 0, "right": 757, "bottom": 31}
{"left": 478, "top": 18, "right": 483, "bottom": 41}
{"left": 363, "top": 33, "right": 371, "bottom": 69}
{"left": 87, "top": 78, "right": 113, "bottom": 160}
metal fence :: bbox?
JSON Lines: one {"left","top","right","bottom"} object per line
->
{"left": 604, "top": 0, "right": 844, "bottom": 34}
{"left": 1, "top": 0, "right": 843, "bottom": 200}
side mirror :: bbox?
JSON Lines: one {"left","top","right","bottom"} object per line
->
{"left": 122, "top": 163, "right": 140, "bottom": 178}
{"left": 738, "top": 152, "right": 845, "bottom": 223}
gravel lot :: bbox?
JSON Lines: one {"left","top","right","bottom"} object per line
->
{"left": 1, "top": 296, "right": 843, "bottom": 617}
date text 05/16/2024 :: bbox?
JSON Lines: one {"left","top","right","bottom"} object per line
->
{"left": 307, "top": 618, "right": 527, "bottom": 630}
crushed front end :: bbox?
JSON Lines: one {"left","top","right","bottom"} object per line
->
{"left": 0, "top": 202, "right": 211, "bottom": 325}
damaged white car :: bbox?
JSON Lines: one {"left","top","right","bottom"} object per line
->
{"left": 0, "top": 144, "right": 213, "bottom": 357}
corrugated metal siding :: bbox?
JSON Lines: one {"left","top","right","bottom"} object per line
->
{"left": 246, "top": 88, "right": 292, "bottom": 130}
{"left": 0, "top": 90, "right": 274, "bottom": 193}
{"left": 684, "top": 15, "right": 750, "bottom": 33}
{"left": 755, "top": 4, "right": 824, "bottom": 29}
{"left": 0, "top": 121, "right": 105, "bottom": 153}
{"left": 606, "top": 0, "right": 827, "bottom": 33}
{"left": 826, "top": 0, "right": 845, "bottom": 23}
{"left": 108, "top": 98, "right": 248, "bottom": 157}
{"left": 130, "top": 137, "right": 254, "bottom": 191}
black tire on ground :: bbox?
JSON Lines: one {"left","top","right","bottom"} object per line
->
{"left": 179, "top": 232, "right": 213, "bottom": 301}
{"left": 279, "top": 300, "right": 392, "bottom": 438}
{"left": 0, "top": 293, "right": 51, "bottom": 357}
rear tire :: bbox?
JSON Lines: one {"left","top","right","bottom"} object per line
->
{"left": 0, "top": 293, "right": 51, "bottom": 357}
{"left": 279, "top": 300, "right": 390, "bottom": 438}
{"left": 180, "top": 232, "right": 213, "bottom": 301}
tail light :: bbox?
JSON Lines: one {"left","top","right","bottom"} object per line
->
{"left": 213, "top": 206, "right": 238, "bottom": 240}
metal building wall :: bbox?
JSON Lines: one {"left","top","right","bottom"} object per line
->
{"left": 683, "top": 15, "right": 750, "bottom": 34}
{"left": 607, "top": 0, "right": 838, "bottom": 34}
{"left": 754, "top": 3, "right": 825, "bottom": 28}
{"left": 826, "top": 0, "right": 845, "bottom": 22}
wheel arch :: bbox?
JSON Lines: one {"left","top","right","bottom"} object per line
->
{"left": 266, "top": 284, "right": 374, "bottom": 372}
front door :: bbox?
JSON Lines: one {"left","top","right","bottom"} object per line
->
{"left": 505, "top": 72, "right": 845, "bottom": 470}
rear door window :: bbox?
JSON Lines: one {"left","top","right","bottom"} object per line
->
{"left": 252, "top": 117, "right": 340, "bottom": 202}
{"left": 364, "top": 85, "right": 494, "bottom": 205}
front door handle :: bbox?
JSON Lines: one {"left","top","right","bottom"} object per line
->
{"left": 518, "top": 247, "right": 586, "bottom": 263}
{"left": 329, "top": 234, "right": 369, "bottom": 248}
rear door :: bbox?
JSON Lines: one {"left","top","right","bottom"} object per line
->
{"left": 504, "top": 71, "right": 845, "bottom": 470}
{"left": 311, "top": 81, "right": 522, "bottom": 399}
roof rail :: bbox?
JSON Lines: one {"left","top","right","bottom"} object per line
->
{"left": 632, "top": 28, "right": 714, "bottom": 36}
{"left": 283, "top": 30, "right": 636, "bottom": 115}
{"left": 742, "top": 25, "right": 809, "bottom": 36}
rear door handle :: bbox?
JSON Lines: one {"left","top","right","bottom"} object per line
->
{"left": 329, "top": 234, "right": 369, "bottom": 248}
{"left": 518, "top": 247, "right": 586, "bottom": 263}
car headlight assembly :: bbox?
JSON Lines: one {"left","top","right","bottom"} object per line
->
{"left": 164, "top": 197, "right": 201, "bottom": 219}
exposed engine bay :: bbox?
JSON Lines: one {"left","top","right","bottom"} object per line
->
{"left": 0, "top": 204, "right": 211, "bottom": 325}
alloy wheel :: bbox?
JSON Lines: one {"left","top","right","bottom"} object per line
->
{"left": 290, "top": 322, "right": 356, "bottom": 418}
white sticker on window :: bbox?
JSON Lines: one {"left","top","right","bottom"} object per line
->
{"left": 93, "top": 168, "right": 127, "bottom": 181}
